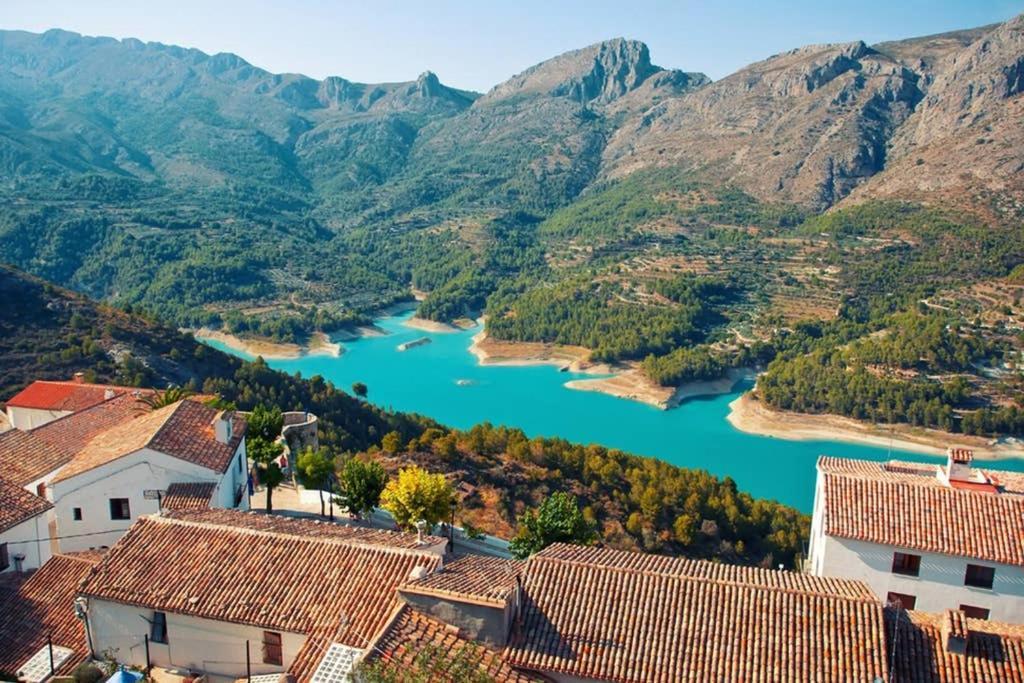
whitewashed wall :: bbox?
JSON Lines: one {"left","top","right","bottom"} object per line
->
{"left": 51, "top": 445, "right": 242, "bottom": 552}
{"left": 815, "top": 534, "right": 1024, "bottom": 622}
{"left": 86, "top": 599, "right": 305, "bottom": 677}
{"left": 0, "top": 512, "right": 51, "bottom": 573}
{"left": 5, "top": 406, "right": 71, "bottom": 430}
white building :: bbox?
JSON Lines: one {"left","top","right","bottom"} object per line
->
{"left": 4, "top": 376, "right": 133, "bottom": 430}
{"left": 808, "top": 449, "right": 1024, "bottom": 623}
{"left": 77, "top": 510, "right": 446, "bottom": 681}
{"left": 0, "top": 475, "right": 52, "bottom": 573}
{"left": 50, "top": 399, "right": 250, "bottom": 552}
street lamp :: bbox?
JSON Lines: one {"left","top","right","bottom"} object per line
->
{"left": 448, "top": 498, "right": 457, "bottom": 553}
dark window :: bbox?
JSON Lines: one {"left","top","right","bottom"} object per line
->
{"left": 109, "top": 498, "right": 131, "bottom": 521}
{"left": 73, "top": 507, "right": 83, "bottom": 521}
{"left": 886, "top": 592, "right": 917, "bottom": 609}
{"left": 965, "top": 564, "right": 995, "bottom": 589}
{"left": 0, "top": 543, "right": 8, "bottom": 571}
{"left": 891, "top": 552, "right": 921, "bottom": 577}
{"left": 237, "top": 452, "right": 243, "bottom": 473}
{"left": 150, "top": 611, "right": 168, "bottom": 644}
{"left": 262, "top": 631, "right": 283, "bottom": 666}
{"left": 960, "top": 604, "right": 990, "bottom": 620}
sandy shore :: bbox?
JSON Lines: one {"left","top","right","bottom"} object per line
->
{"left": 469, "top": 329, "right": 598, "bottom": 370}
{"left": 404, "top": 316, "right": 462, "bottom": 333}
{"left": 192, "top": 328, "right": 342, "bottom": 360}
{"left": 567, "top": 366, "right": 755, "bottom": 409}
{"left": 727, "top": 392, "right": 1024, "bottom": 460}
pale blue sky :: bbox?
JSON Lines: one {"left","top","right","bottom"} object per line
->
{"left": 3, "top": 1, "right": 1022, "bottom": 91}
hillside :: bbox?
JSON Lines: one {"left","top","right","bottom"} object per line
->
{"left": 0, "top": 17, "right": 1021, "bottom": 437}
{"left": 0, "top": 265, "right": 808, "bottom": 565}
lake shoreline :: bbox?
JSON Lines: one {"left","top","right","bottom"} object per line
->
{"left": 726, "top": 392, "right": 1024, "bottom": 460}
{"left": 190, "top": 328, "right": 342, "bottom": 360}
{"left": 469, "top": 328, "right": 755, "bottom": 409}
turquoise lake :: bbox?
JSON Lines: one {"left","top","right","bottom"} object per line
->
{"left": 201, "top": 311, "right": 1024, "bottom": 512}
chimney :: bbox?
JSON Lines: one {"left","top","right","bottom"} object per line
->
{"left": 214, "top": 412, "right": 233, "bottom": 444}
{"left": 13, "top": 553, "right": 24, "bottom": 573}
{"left": 946, "top": 447, "right": 974, "bottom": 483}
{"left": 72, "top": 372, "right": 85, "bottom": 384}
{"left": 103, "top": 388, "right": 116, "bottom": 400}
{"left": 942, "top": 609, "right": 969, "bottom": 655}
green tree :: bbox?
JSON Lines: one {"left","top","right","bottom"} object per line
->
{"left": 247, "top": 404, "right": 285, "bottom": 512}
{"left": 352, "top": 381, "right": 368, "bottom": 398}
{"left": 509, "top": 492, "right": 597, "bottom": 560}
{"left": 248, "top": 404, "right": 283, "bottom": 441}
{"left": 135, "top": 385, "right": 194, "bottom": 412}
{"left": 295, "top": 447, "right": 336, "bottom": 517}
{"left": 336, "top": 457, "right": 388, "bottom": 520}
{"left": 380, "top": 465, "right": 453, "bottom": 531}
{"left": 381, "top": 431, "right": 402, "bottom": 454}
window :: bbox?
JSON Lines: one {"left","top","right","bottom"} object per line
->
{"left": 237, "top": 452, "right": 244, "bottom": 473}
{"left": 964, "top": 564, "right": 995, "bottom": 589}
{"left": 262, "top": 631, "right": 283, "bottom": 666}
{"left": 891, "top": 552, "right": 921, "bottom": 577}
{"left": 150, "top": 612, "right": 168, "bottom": 644}
{"left": 109, "top": 498, "right": 131, "bottom": 521}
{"left": 960, "top": 605, "right": 990, "bottom": 620}
{"left": 73, "top": 507, "right": 83, "bottom": 521}
{"left": 0, "top": 543, "right": 8, "bottom": 571}
{"left": 886, "top": 592, "right": 917, "bottom": 609}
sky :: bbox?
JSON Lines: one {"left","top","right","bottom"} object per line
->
{"left": 3, "top": 1, "right": 1022, "bottom": 92}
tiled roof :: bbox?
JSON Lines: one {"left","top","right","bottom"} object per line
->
{"left": 52, "top": 400, "right": 245, "bottom": 482}
{"left": 363, "top": 605, "right": 542, "bottom": 682}
{"left": 818, "top": 456, "right": 1024, "bottom": 566}
{"left": 887, "top": 608, "right": 1024, "bottom": 682}
{"left": 170, "top": 509, "right": 446, "bottom": 550}
{"left": 533, "top": 542, "right": 877, "bottom": 599}
{"left": 506, "top": 543, "right": 888, "bottom": 683}
{"left": 0, "top": 475, "right": 51, "bottom": 533}
{"left": 0, "top": 553, "right": 102, "bottom": 678}
{"left": 163, "top": 482, "right": 217, "bottom": 511}
{"left": 0, "top": 391, "right": 147, "bottom": 486}
{"left": 5, "top": 380, "right": 128, "bottom": 411}
{"left": 401, "top": 554, "right": 524, "bottom": 606}
{"left": 79, "top": 511, "right": 442, "bottom": 664}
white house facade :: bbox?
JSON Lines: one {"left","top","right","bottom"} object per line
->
{"left": 0, "top": 476, "right": 53, "bottom": 574}
{"left": 50, "top": 400, "right": 248, "bottom": 553}
{"left": 809, "top": 449, "right": 1024, "bottom": 623}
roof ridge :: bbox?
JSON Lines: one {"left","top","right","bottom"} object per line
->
{"left": 823, "top": 470, "right": 1024, "bottom": 502}
{"left": 531, "top": 552, "right": 878, "bottom": 603}
{"left": 147, "top": 514, "right": 439, "bottom": 560}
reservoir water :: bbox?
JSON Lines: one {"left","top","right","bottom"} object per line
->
{"left": 202, "top": 311, "right": 1024, "bottom": 512}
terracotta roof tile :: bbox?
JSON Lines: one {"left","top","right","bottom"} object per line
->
{"left": 5, "top": 380, "right": 130, "bottom": 411}
{"left": 818, "top": 456, "right": 1024, "bottom": 566}
{"left": 163, "top": 482, "right": 217, "bottom": 511}
{"left": 52, "top": 400, "right": 245, "bottom": 482}
{"left": 79, "top": 511, "right": 442, "bottom": 652}
{"left": 887, "top": 608, "right": 1024, "bottom": 682}
{"left": 0, "top": 391, "right": 149, "bottom": 486}
{"left": 364, "top": 605, "right": 542, "bottom": 682}
{"left": 0, "top": 553, "right": 102, "bottom": 677}
{"left": 401, "top": 554, "right": 524, "bottom": 606}
{"left": 506, "top": 543, "right": 888, "bottom": 682}
{"left": 170, "top": 509, "right": 446, "bottom": 550}
{"left": 0, "top": 475, "right": 51, "bottom": 533}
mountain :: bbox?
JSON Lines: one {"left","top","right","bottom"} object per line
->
{"left": 0, "top": 18, "right": 1021, "bottom": 381}
{"left": 848, "top": 15, "right": 1024, "bottom": 214}
{"left": 601, "top": 21, "right": 1023, "bottom": 211}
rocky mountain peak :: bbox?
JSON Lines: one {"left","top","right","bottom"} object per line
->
{"left": 480, "top": 37, "right": 689, "bottom": 106}
{"left": 416, "top": 70, "right": 442, "bottom": 96}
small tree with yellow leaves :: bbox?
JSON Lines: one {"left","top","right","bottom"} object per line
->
{"left": 380, "top": 465, "right": 453, "bottom": 531}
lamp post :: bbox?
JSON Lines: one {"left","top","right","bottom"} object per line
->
{"left": 448, "top": 498, "right": 457, "bottom": 553}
